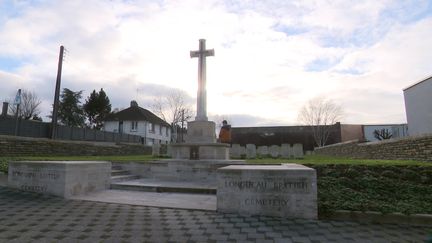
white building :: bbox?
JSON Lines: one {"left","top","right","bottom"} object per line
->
{"left": 362, "top": 124, "right": 408, "bottom": 142}
{"left": 103, "top": 101, "right": 171, "bottom": 145}
{"left": 403, "top": 76, "right": 432, "bottom": 136}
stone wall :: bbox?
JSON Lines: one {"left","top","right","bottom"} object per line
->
{"left": 314, "top": 135, "right": 432, "bottom": 162}
{"left": 0, "top": 135, "right": 151, "bottom": 157}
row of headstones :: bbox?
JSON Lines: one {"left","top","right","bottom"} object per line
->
{"left": 230, "top": 143, "right": 305, "bottom": 159}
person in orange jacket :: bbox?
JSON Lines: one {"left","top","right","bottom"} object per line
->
{"left": 218, "top": 120, "right": 232, "bottom": 144}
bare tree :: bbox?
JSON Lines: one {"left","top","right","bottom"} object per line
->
{"left": 373, "top": 129, "right": 393, "bottom": 140}
{"left": 298, "top": 97, "right": 343, "bottom": 147}
{"left": 151, "top": 89, "right": 193, "bottom": 127}
{"left": 9, "top": 89, "right": 42, "bottom": 120}
{"left": 151, "top": 90, "right": 194, "bottom": 143}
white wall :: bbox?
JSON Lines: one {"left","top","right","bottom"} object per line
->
{"left": 363, "top": 124, "right": 408, "bottom": 141}
{"left": 146, "top": 122, "right": 171, "bottom": 145}
{"left": 104, "top": 121, "right": 119, "bottom": 133}
{"left": 103, "top": 120, "right": 171, "bottom": 145}
{"left": 404, "top": 77, "right": 432, "bottom": 136}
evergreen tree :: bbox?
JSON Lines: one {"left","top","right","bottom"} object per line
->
{"left": 58, "top": 88, "right": 85, "bottom": 127}
{"left": 83, "top": 88, "right": 111, "bottom": 129}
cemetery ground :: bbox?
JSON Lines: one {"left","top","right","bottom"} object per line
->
{"left": 0, "top": 155, "right": 431, "bottom": 242}
{"left": 1, "top": 155, "right": 431, "bottom": 217}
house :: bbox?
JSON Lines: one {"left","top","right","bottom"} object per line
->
{"left": 403, "top": 75, "right": 432, "bottom": 136}
{"left": 103, "top": 101, "right": 171, "bottom": 145}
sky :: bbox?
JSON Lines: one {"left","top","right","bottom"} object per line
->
{"left": 0, "top": 0, "right": 431, "bottom": 127}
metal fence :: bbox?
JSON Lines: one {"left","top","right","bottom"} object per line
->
{"left": 0, "top": 116, "right": 142, "bottom": 143}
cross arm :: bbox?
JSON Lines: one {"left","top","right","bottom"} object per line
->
{"left": 190, "top": 51, "right": 200, "bottom": 58}
{"left": 190, "top": 49, "right": 215, "bottom": 58}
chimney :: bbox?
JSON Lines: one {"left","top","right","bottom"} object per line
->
{"left": 2, "top": 102, "right": 8, "bottom": 116}
{"left": 130, "top": 100, "right": 138, "bottom": 107}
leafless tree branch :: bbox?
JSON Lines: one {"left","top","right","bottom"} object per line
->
{"left": 8, "top": 89, "right": 42, "bottom": 120}
{"left": 298, "top": 97, "right": 343, "bottom": 147}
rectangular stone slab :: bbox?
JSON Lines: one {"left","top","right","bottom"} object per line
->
{"left": 217, "top": 164, "right": 317, "bottom": 219}
{"left": 8, "top": 161, "right": 111, "bottom": 198}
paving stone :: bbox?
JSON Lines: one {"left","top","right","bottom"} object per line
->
{"left": 0, "top": 186, "right": 430, "bottom": 242}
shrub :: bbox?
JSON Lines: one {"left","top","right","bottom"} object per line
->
{"left": 380, "top": 170, "right": 399, "bottom": 180}
{"left": 400, "top": 169, "right": 420, "bottom": 182}
{"left": 0, "top": 159, "right": 8, "bottom": 174}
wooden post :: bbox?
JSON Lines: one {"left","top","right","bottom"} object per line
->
{"left": 51, "top": 45, "right": 65, "bottom": 139}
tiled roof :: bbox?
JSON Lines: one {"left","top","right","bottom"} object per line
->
{"left": 104, "top": 105, "right": 170, "bottom": 127}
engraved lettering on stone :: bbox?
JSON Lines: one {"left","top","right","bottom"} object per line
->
{"left": 12, "top": 169, "right": 60, "bottom": 180}
{"left": 223, "top": 178, "right": 309, "bottom": 193}
{"left": 244, "top": 198, "right": 289, "bottom": 207}
{"left": 20, "top": 184, "right": 48, "bottom": 192}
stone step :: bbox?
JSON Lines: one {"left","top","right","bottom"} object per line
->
{"left": 111, "top": 175, "right": 140, "bottom": 183}
{"left": 111, "top": 169, "right": 131, "bottom": 176}
{"left": 112, "top": 165, "right": 124, "bottom": 171}
{"left": 110, "top": 178, "right": 217, "bottom": 194}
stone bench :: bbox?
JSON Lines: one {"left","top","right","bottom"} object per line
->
{"left": 217, "top": 164, "right": 317, "bottom": 219}
{"left": 8, "top": 161, "right": 111, "bottom": 198}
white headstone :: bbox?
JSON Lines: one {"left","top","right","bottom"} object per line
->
{"left": 246, "top": 144, "right": 256, "bottom": 159}
{"left": 280, "top": 144, "right": 293, "bottom": 158}
{"left": 293, "top": 143, "right": 304, "bottom": 159}
{"left": 230, "top": 144, "right": 241, "bottom": 158}
{"left": 152, "top": 143, "right": 161, "bottom": 157}
{"left": 239, "top": 146, "right": 246, "bottom": 158}
{"left": 269, "top": 145, "right": 280, "bottom": 158}
{"left": 257, "top": 146, "right": 269, "bottom": 158}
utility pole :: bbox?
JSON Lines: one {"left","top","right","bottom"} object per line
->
{"left": 14, "top": 89, "right": 21, "bottom": 136}
{"left": 181, "top": 109, "right": 185, "bottom": 143}
{"left": 51, "top": 45, "right": 64, "bottom": 139}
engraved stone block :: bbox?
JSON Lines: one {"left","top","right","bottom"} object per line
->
{"left": 217, "top": 164, "right": 317, "bottom": 219}
{"left": 8, "top": 161, "right": 111, "bottom": 198}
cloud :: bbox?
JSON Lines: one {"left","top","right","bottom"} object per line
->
{"left": 0, "top": 0, "right": 431, "bottom": 126}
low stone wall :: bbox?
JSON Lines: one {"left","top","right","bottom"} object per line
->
{"left": 0, "top": 135, "right": 151, "bottom": 157}
{"left": 8, "top": 161, "right": 111, "bottom": 198}
{"left": 217, "top": 164, "right": 317, "bottom": 219}
{"left": 314, "top": 135, "right": 432, "bottom": 162}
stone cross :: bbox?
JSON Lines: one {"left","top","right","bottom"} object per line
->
{"left": 190, "top": 39, "right": 214, "bottom": 121}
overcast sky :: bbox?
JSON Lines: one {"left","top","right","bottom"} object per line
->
{"left": 1, "top": 0, "right": 431, "bottom": 127}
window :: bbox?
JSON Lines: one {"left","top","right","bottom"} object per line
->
{"left": 166, "top": 127, "right": 169, "bottom": 137}
{"left": 149, "top": 123, "right": 155, "bottom": 133}
{"left": 131, "top": 121, "right": 138, "bottom": 131}
{"left": 159, "top": 125, "right": 163, "bottom": 135}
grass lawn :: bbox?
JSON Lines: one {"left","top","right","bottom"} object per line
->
{"left": 1, "top": 154, "right": 431, "bottom": 166}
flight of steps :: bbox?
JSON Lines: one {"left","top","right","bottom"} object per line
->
{"left": 109, "top": 164, "right": 216, "bottom": 194}
{"left": 110, "top": 165, "right": 140, "bottom": 183}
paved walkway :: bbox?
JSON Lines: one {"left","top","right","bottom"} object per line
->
{"left": 1, "top": 186, "right": 431, "bottom": 242}
{"left": 71, "top": 189, "right": 216, "bottom": 211}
